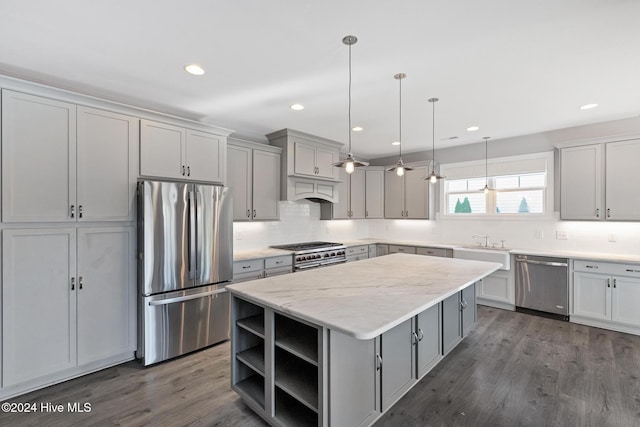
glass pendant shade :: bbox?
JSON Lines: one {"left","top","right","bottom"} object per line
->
{"left": 332, "top": 35, "right": 369, "bottom": 174}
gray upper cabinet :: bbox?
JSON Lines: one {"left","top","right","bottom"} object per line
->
{"left": 322, "top": 167, "right": 365, "bottom": 219}
{"left": 365, "top": 168, "right": 385, "bottom": 218}
{"left": 560, "top": 144, "right": 602, "bottom": 220}
{"left": 384, "top": 166, "right": 429, "bottom": 219}
{"left": 605, "top": 139, "right": 640, "bottom": 220}
{"left": 561, "top": 139, "right": 640, "bottom": 221}
{"left": 227, "top": 140, "right": 281, "bottom": 221}
{"left": 2, "top": 90, "right": 137, "bottom": 223}
{"left": 293, "top": 139, "right": 338, "bottom": 180}
{"left": 140, "top": 119, "right": 225, "bottom": 184}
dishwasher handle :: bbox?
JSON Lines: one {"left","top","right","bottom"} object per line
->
{"left": 516, "top": 257, "right": 568, "bottom": 267}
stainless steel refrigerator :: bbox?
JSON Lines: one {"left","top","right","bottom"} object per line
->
{"left": 137, "top": 180, "right": 233, "bottom": 365}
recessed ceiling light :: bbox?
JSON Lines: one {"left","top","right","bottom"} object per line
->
{"left": 391, "top": 141, "right": 401, "bottom": 146}
{"left": 352, "top": 126, "right": 363, "bottom": 132}
{"left": 580, "top": 103, "right": 598, "bottom": 110}
{"left": 184, "top": 64, "right": 205, "bottom": 76}
{"left": 290, "top": 104, "right": 305, "bottom": 111}
{"left": 466, "top": 126, "right": 479, "bottom": 132}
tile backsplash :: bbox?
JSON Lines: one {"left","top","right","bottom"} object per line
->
{"left": 234, "top": 200, "right": 640, "bottom": 257}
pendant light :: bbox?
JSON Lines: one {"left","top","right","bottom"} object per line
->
{"left": 481, "top": 136, "right": 492, "bottom": 194}
{"left": 332, "top": 35, "right": 369, "bottom": 174}
{"left": 387, "top": 73, "right": 413, "bottom": 177}
{"left": 426, "top": 97, "right": 445, "bottom": 183}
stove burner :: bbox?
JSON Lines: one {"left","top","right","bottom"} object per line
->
{"left": 271, "top": 241, "right": 343, "bottom": 252}
{"left": 270, "top": 241, "right": 347, "bottom": 270}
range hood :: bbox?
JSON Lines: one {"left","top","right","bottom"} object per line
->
{"left": 267, "top": 129, "right": 343, "bottom": 204}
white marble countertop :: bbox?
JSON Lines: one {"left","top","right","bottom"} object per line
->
{"left": 227, "top": 253, "right": 501, "bottom": 340}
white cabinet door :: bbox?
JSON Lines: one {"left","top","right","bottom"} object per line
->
{"left": 77, "top": 107, "right": 137, "bottom": 222}
{"left": 329, "top": 331, "right": 379, "bottom": 427}
{"left": 605, "top": 139, "right": 640, "bottom": 220}
{"left": 2, "top": 90, "right": 76, "bottom": 222}
{"left": 185, "top": 129, "right": 224, "bottom": 183}
{"left": 384, "top": 171, "right": 404, "bottom": 218}
{"left": 140, "top": 119, "right": 185, "bottom": 179}
{"left": 573, "top": 272, "right": 610, "bottom": 320}
{"left": 2, "top": 229, "right": 77, "bottom": 387}
{"left": 228, "top": 145, "right": 252, "bottom": 221}
{"left": 415, "top": 304, "right": 441, "bottom": 378}
{"left": 560, "top": 144, "right": 602, "bottom": 220}
{"left": 77, "top": 228, "right": 135, "bottom": 365}
{"left": 350, "top": 169, "right": 366, "bottom": 219}
{"left": 315, "top": 146, "right": 337, "bottom": 179}
{"left": 293, "top": 141, "right": 317, "bottom": 176}
{"left": 611, "top": 276, "right": 640, "bottom": 326}
{"left": 404, "top": 167, "right": 428, "bottom": 219}
{"left": 252, "top": 149, "right": 280, "bottom": 220}
{"left": 365, "top": 169, "right": 385, "bottom": 218}
{"left": 380, "top": 318, "right": 415, "bottom": 411}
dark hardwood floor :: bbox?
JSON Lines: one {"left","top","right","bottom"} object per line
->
{"left": 2, "top": 306, "right": 639, "bottom": 427}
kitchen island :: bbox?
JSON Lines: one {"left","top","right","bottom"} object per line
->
{"left": 227, "top": 253, "right": 501, "bottom": 427}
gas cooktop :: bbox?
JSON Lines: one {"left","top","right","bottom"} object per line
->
{"left": 270, "top": 241, "right": 344, "bottom": 252}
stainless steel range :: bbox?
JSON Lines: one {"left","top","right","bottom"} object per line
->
{"left": 271, "top": 241, "right": 346, "bottom": 271}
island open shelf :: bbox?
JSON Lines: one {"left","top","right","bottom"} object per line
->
{"left": 228, "top": 254, "right": 500, "bottom": 426}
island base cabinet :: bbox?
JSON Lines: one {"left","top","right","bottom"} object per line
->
{"left": 381, "top": 318, "right": 416, "bottom": 411}
{"left": 442, "top": 283, "right": 478, "bottom": 356}
{"left": 415, "top": 304, "right": 442, "bottom": 378}
{"left": 329, "top": 331, "right": 380, "bottom": 427}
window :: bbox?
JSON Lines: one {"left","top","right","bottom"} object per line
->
{"left": 441, "top": 152, "right": 553, "bottom": 218}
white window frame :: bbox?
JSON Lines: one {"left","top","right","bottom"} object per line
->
{"left": 438, "top": 152, "right": 554, "bottom": 220}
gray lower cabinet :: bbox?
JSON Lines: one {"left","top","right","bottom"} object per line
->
{"left": 380, "top": 318, "right": 415, "bottom": 411}
{"left": 328, "top": 303, "right": 444, "bottom": 426}
{"left": 376, "top": 244, "right": 389, "bottom": 256}
{"left": 442, "top": 283, "right": 477, "bottom": 356}
{"left": 329, "top": 331, "right": 379, "bottom": 427}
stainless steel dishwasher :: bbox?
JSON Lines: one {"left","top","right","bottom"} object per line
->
{"left": 515, "top": 255, "right": 569, "bottom": 320}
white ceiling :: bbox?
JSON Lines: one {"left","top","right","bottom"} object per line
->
{"left": 1, "top": 0, "right": 639, "bottom": 158}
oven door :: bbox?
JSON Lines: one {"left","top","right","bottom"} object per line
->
{"left": 296, "top": 258, "right": 347, "bottom": 271}
{"left": 138, "top": 283, "right": 229, "bottom": 365}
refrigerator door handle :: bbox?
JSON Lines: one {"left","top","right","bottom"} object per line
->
{"left": 188, "top": 189, "right": 197, "bottom": 279}
{"left": 148, "top": 288, "right": 227, "bottom": 306}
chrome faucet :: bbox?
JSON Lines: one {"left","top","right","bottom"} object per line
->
{"left": 472, "top": 234, "right": 489, "bottom": 247}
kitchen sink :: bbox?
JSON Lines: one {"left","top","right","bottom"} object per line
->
{"left": 453, "top": 247, "right": 511, "bottom": 270}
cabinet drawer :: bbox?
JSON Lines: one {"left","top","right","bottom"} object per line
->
{"left": 233, "top": 259, "right": 265, "bottom": 274}
{"left": 265, "top": 255, "right": 292, "bottom": 269}
{"left": 416, "top": 247, "right": 451, "bottom": 258}
{"left": 346, "top": 245, "right": 368, "bottom": 256}
{"left": 346, "top": 254, "right": 368, "bottom": 263}
{"left": 233, "top": 270, "right": 264, "bottom": 283}
{"left": 574, "top": 260, "right": 640, "bottom": 278}
{"left": 263, "top": 266, "right": 292, "bottom": 278}
{"left": 388, "top": 245, "right": 417, "bottom": 254}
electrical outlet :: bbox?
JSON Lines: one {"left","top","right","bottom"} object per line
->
{"left": 608, "top": 234, "right": 617, "bottom": 242}
{"left": 556, "top": 230, "right": 568, "bottom": 240}
{"left": 535, "top": 229, "right": 544, "bottom": 239}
